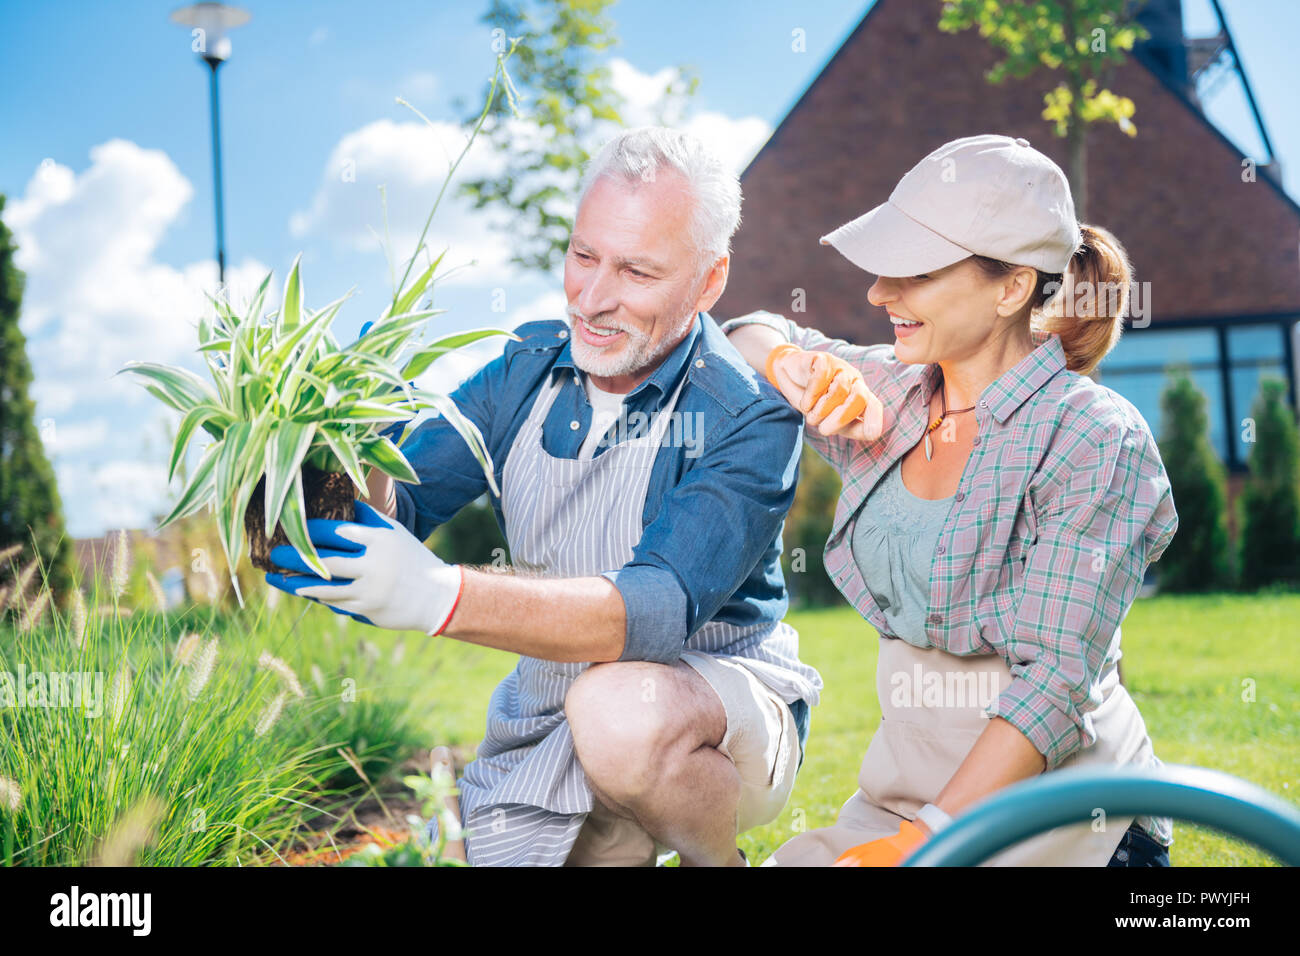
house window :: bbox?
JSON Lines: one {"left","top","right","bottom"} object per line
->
{"left": 1227, "top": 324, "right": 1289, "bottom": 466}
{"left": 1094, "top": 327, "right": 1225, "bottom": 460}
{"left": 1093, "top": 321, "right": 1297, "bottom": 471}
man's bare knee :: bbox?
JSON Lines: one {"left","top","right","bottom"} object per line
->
{"left": 567, "top": 662, "right": 671, "bottom": 793}
{"left": 566, "top": 660, "right": 723, "bottom": 802}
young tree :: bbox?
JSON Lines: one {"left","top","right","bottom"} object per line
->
{"left": 459, "top": 0, "right": 696, "bottom": 273}
{"left": 1236, "top": 377, "right": 1300, "bottom": 590}
{"left": 939, "top": 0, "right": 1150, "bottom": 220}
{"left": 0, "top": 193, "right": 78, "bottom": 615}
{"left": 1156, "top": 369, "right": 1233, "bottom": 593}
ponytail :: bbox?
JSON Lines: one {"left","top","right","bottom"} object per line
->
{"left": 1032, "top": 223, "right": 1133, "bottom": 378}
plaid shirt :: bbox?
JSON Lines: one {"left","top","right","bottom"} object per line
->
{"left": 719, "top": 313, "right": 1179, "bottom": 770}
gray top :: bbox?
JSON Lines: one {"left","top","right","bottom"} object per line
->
{"left": 850, "top": 457, "right": 955, "bottom": 649}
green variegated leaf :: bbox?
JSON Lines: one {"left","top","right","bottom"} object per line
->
{"left": 344, "top": 310, "right": 443, "bottom": 362}
{"left": 278, "top": 293, "right": 351, "bottom": 410}
{"left": 169, "top": 402, "right": 231, "bottom": 482}
{"left": 402, "top": 327, "right": 521, "bottom": 379}
{"left": 268, "top": 295, "right": 342, "bottom": 394}
{"left": 324, "top": 353, "right": 411, "bottom": 398}
{"left": 386, "top": 249, "right": 446, "bottom": 320}
{"left": 228, "top": 332, "right": 247, "bottom": 420}
{"left": 327, "top": 400, "right": 413, "bottom": 423}
{"left": 245, "top": 270, "right": 273, "bottom": 327}
{"left": 214, "top": 422, "right": 252, "bottom": 530}
{"left": 320, "top": 425, "right": 368, "bottom": 493}
{"left": 359, "top": 435, "right": 419, "bottom": 484}
{"left": 320, "top": 330, "right": 340, "bottom": 362}
{"left": 216, "top": 416, "right": 273, "bottom": 606}
{"left": 263, "top": 420, "right": 316, "bottom": 537}
{"left": 351, "top": 353, "right": 411, "bottom": 398}
{"left": 420, "top": 391, "right": 498, "bottom": 497}
{"left": 158, "top": 441, "right": 220, "bottom": 529}
{"left": 279, "top": 468, "right": 330, "bottom": 578}
{"left": 116, "top": 362, "right": 219, "bottom": 413}
{"left": 280, "top": 252, "right": 303, "bottom": 332}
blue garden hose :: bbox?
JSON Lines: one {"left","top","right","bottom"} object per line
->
{"left": 901, "top": 764, "right": 1300, "bottom": 866}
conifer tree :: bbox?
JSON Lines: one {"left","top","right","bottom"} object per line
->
{"left": 1156, "top": 369, "right": 1233, "bottom": 592}
{"left": 0, "top": 193, "right": 78, "bottom": 616}
{"left": 1237, "top": 377, "right": 1300, "bottom": 589}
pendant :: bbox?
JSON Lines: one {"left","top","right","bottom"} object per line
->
{"left": 925, "top": 432, "right": 933, "bottom": 461}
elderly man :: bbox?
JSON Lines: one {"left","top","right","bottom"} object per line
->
{"left": 266, "top": 126, "right": 823, "bottom": 867}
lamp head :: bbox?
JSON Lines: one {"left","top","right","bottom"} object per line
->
{"left": 169, "top": 2, "right": 251, "bottom": 64}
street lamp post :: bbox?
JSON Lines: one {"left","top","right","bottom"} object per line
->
{"left": 169, "top": 3, "right": 250, "bottom": 290}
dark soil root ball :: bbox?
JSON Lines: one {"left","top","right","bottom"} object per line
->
{"left": 245, "top": 465, "right": 358, "bottom": 574}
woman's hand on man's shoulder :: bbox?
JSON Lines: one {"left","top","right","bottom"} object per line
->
{"left": 769, "top": 348, "right": 886, "bottom": 442}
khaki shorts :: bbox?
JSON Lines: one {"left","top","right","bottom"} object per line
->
{"left": 565, "top": 651, "right": 801, "bottom": 866}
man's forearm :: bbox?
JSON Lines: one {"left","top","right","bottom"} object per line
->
{"left": 365, "top": 468, "right": 396, "bottom": 518}
{"left": 441, "top": 568, "right": 627, "bottom": 662}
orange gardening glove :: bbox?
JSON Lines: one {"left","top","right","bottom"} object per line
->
{"left": 764, "top": 344, "right": 884, "bottom": 441}
{"left": 831, "top": 819, "right": 929, "bottom": 867}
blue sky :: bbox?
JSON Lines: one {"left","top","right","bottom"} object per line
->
{"left": 1, "top": 0, "right": 1295, "bottom": 538}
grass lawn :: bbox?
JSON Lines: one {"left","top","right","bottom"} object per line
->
{"left": 411, "top": 590, "right": 1300, "bottom": 866}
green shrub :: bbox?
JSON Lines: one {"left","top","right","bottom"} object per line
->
{"left": 1157, "top": 369, "right": 1234, "bottom": 592}
{"left": 1237, "top": 377, "right": 1300, "bottom": 589}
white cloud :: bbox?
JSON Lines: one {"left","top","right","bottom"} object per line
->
{"left": 680, "top": 112, "right": 772, "bottom": 177}
{"left": 608, "top": 59, "right": 683, "bottom": 124}
{"left": 55, "top": 457, "right": 173, "bottom": 538}
{"left": 505, "top": 288, "right": 568, "bottom": 328}
{"left": 40, "top": 417, "right": 110, "bottom": 457}
{"left": 5, "top": 140, "right": 274, "bottom": 414}
{"left": 606, "top": 58, "right": 772, "bottom": 174}
{"left": 28, "top": 379, "right": 79, "bottom": 417}
{"left": 294, "top": 58, "right": 770, "bottom": 298}
{"left": 403, "top": 288, "right": 566, "bottom": 427}
{"left": 288, "top": 117, "right": 518, "bottom": 287}
{"left": 3, "top": 140, "right": 274, "bottom": 538}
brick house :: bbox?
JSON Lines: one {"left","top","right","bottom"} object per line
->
{"left": 718, "top": 0, "right": 1299, "bottom": 541}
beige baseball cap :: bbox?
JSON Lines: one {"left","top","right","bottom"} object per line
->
{"left": 820, "top": 134, "right": 1082, "bottom": 277}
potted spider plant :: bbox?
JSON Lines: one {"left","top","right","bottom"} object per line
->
{"left": 118, "top": 253, "right": 514, "bottom": 607}
{"left": 117, "top": 49, "right": 520, "bottom": 608}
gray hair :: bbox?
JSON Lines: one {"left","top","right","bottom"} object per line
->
{"left": 576, "top": 126, "right": 742, "bottom": 274}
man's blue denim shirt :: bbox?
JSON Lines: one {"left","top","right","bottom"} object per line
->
{"left": 390, "top": 311, "right": 805, "bottom": 668}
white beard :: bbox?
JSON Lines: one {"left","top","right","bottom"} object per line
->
{"left": 567, "top": 303, "right": 695, "bottom": 379}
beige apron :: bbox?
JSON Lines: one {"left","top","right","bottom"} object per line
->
{"left": 767, "top": 632, "right": 1160, "bottom": 866}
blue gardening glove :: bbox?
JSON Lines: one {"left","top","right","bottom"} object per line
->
{"left": 264, "top": 499, "right": 464, "bottom": 635}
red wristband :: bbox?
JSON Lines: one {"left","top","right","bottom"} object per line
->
{"left": 431, "top": 566, "right": 465, "bottom": 636}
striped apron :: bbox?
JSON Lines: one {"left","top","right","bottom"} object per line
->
{"left": 453, "top": 364, "right": 822, "bottom": 866}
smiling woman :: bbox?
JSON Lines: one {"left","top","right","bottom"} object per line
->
{"left": 723, "top": 134, "right": 1178, "bottom": 867}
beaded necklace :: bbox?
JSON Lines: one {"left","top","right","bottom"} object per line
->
{"left": 923, "top": 379, "right": 977, "bottom": 461}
